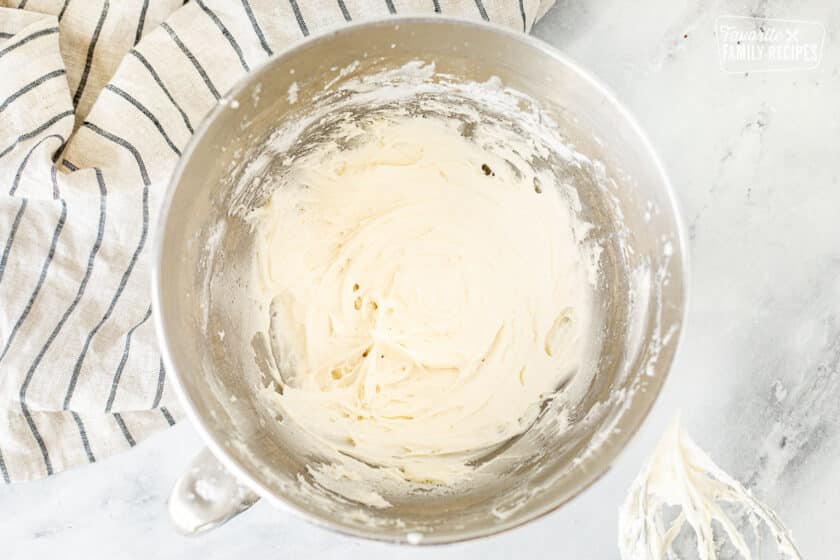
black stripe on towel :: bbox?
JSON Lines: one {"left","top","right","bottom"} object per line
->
{"left": 0, "top": 110, "right": 74, "bottom": 160}
{"left": 195, "top": 0, "right": 250, "bottom": 72}
{"left": 105, "top": 306, "right": 153, "bottom": 412}
{"left": 50, "top": 164, "right": 60, "bottom": 199}
{"left": 241, "top": 0, "right": 272, "bottom": 56}
{"left": 134, "top": 0, "right": 150, "bottom": 45}
{"left": 64, "top": 125, "right": 149, "bottom": 409}
{"left": 104, "top": 84, "right": 181, "bottom": 156}
{"left": 288, "top": 0, "right": 309, "bottom": 37}
{"left": 71, "top": 412, "right": 96, "bottom": 463}
{"left": 0, "top": 447, "right": 10, "bottom": 483}
{"left": 160, "top": 22, "right": 221, "bottom": 100}
{"left": 9, "top": 134, "right": 65, "bottom": 196}
{"left": 72, "top": 0, "right": 109, "bottom": 107}
{"left": 20, "top": 169, "right": 106, "bottom": 474}
{"left": 21, "top": 406, "right": 54, "bottom": 476}
{"left": 337, "top": 0, "right": 352, "bottom": 21}
{"left": 81, "top": 122, "right": 150, "bottom": 184}
{"left": 0, "top": 27, "right": 59, "bottom": 60}
{"left": 129, "top": 50, "right": 195, "bottom": 134}
{"left": 0, "top": 69, "right": 66, "bottom": 116}
{"left": 0, "top": 199, "right": 27, "bottom": 285}
{"left": 518, "top": 0, "right": 527, "bottom": 31}
{"left": 161, "top": 407, "right": 176, "bottom": 426}
{"left": 0, "top": 200, "right": 68, "bottom": 366}
{"left": 152, "top": 358, "right": 166, "bottom": 408}
{"left": 113, "top": 413, "right": 136, "bottom": 447}
{"left": 385, "top": 0, "right": 396, "bottom": 14}
{"left": 58, "top": 0, "right": 71, "bottom": 21}
{"left": 432, "top": 0, "right": 441, "bottom": 13}
{"left": 473, "top": 0, "right": 489, "bottom": 21}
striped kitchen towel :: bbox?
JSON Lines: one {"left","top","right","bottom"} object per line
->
{"left": 0, "top": 0, "right": 555, "bottom": 483}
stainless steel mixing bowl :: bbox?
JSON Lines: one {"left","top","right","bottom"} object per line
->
{"left": 152, "top": 17, "right": 687, "bottom": 544}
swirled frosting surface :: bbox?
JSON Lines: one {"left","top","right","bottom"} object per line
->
{"left": 250, "top": 117, "right": 593, "bottom": 484}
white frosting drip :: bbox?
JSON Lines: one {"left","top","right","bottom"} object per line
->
{"left": 619, "top": 418, "right": 802, "bottom": 560}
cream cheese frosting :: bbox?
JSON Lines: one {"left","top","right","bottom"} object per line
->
{"left": 249, "top": 117, "right": 594, "bottom": 485}
{"left": 619, "top": 418, "right": 802, "bottom": 560}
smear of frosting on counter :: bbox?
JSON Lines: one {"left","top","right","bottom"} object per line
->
{"left": 247, "top": 116, "right": 596, "bottom": 485}
{"left": 619, "top": 418, "right": 802, "bottom": 560}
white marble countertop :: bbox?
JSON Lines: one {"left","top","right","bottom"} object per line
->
{"left": 3, "top": 1, "right": 839, "bottom": 558}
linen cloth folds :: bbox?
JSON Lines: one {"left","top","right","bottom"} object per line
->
{"left": 0, "top": 0, "right": 554, "bottom": 483}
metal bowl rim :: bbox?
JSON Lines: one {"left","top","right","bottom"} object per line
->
{"left": 151, "top": 14, "right": 691, "bottom": 545}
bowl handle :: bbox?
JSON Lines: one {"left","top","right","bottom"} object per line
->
{"left": 168, "top": 447, "right": 260, "bottom": 535}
